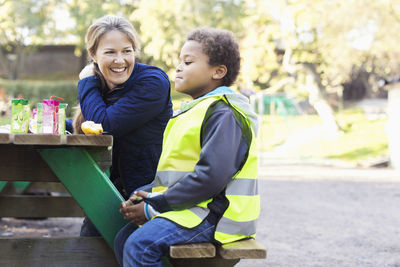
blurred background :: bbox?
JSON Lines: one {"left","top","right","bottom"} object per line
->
{"left": 0, "top": 0, "right": 398, "bottom": 168}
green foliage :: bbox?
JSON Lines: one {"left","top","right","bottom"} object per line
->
{"left": 64, "top": 0, "right": 132, "bottom": 57}
{"left": 2, "top": 0, "right": 400, "bottom": 95}
{"left": 0, "top": 79, "right": 78, "bottom": 116}
{"left": 131, "top": 0, "right": 247, "bottom": 78}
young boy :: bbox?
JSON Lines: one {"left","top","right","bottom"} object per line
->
{"left": 114, "top": 27, "right": 259, "bottom": 267}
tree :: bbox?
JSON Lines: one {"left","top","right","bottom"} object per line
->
{"left": 61, "top": 0, "right": 135, "bottom": 69}
{"left": 130, "top": 0, "right": 247, "bottom": 78}
{"left": 0, "top": 0, "right": 53, "bottom": 79}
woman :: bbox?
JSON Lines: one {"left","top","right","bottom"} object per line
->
{"left": 74, "top": 14, "right": 172, "bottom": 236}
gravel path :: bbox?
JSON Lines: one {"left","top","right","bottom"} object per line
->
{"left": 2, "top": 156, "right": 400, "bottom": 267}
{"left": 239, "top": 157, "right": 400, "bottom": 267}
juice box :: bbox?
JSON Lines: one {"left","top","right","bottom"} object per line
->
{"left": 58, "top": 103, "right": 68, "bottom": 135}
{"left": 10, "top": 99, "right": 30, "bottom": 133}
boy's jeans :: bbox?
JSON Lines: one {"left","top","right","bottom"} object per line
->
{"left": 114, "top": 217, "right": 215, "bottom": 267}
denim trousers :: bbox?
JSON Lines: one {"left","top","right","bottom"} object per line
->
{"left": 114, "top": 217, "right": 216, "bottom": 267}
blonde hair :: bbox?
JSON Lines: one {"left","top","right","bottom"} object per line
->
{"left": 86, "top": 14, "right": 141, "bottom": 58}
{"left": 73, "top": 15, "right": 141, "bottom": 133}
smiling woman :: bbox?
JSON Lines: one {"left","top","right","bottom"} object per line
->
{"left": 90, "top": 30, "right": 135, "bottom": 89}
{"left": 71, "top": 15, "right": 173, "bottom": 238}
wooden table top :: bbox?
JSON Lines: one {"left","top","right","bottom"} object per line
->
{"left": 0, "top": 133, "right": 112, "bottom": 147}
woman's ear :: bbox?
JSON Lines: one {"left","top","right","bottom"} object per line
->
{"left": 212, "top": 65, "right": 227, "bottom": 80}
{"left": 90, "top": 53, "right": 97, "bottom": 64}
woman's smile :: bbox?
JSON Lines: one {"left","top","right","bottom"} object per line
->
{"left": 93, "top": 30, "right": 135, "bottom": 89}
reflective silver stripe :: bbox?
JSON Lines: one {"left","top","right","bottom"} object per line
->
{"left": 154, "top": 170, "right": 191, "bottom": 187}
{"left": 188, "top": 206, "right": 210, "bottom": 220}
{"left": 226, "top": 178, "right": 258, "bottom": 196}
{"left": 216, "top": 216, "right": 257, "bottom": 236}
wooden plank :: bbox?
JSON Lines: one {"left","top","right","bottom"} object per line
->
{"left": 23, "top": 182, "right": 69, "bottom": 195}
{"left": 66, "top": 134, "right": 113, "bottom": 147}
{"left": 0, "top": 237, "right": 119, "bottom": 267}
{"left": 39, "top": 148, "right": 126, "bottom": 249}
{"left": 3, "top": 133, "right": 112, "bottom": 147}
{"left": 0, "top": 145, "right": 58, "bottom": 182}
{"left": 0, "top": 195, "right": 83, "bottom": 217}
{"left": 13, "top": 134, "right": 63, "bottom": 145}
{"left": 0, "top": 133, "right": 9, "bottom": 144}
{"left": 86, "top": 147, "right": 112, "bottom": 172}
{"left": 170, "top": 257, "right": 239, "bottom": 267}
{"left": 170, "top": 243, "right": 216, "bottom": 258}
{"left": 0, "top": 145, "right": 111, "bottom": 181}
{"left": 218, "top": 239, "right": 267, "bottom": 259}
{"left": 0, "top": 181, "right": 30, "bottom": 195}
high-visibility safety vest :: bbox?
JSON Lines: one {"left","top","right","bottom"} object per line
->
{"left": 153, "top": 95, "right": 259, "bottom": 244}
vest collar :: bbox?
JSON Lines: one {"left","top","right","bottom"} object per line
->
{"left": 177, "top": 86, "right": 234, "bottom": 113}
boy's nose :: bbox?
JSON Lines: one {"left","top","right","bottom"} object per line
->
{"left": 176, "top": 63, "right": 183, "bottom": 72}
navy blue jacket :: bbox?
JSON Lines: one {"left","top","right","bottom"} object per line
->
{"left": 78, "top": 62, "right": 172, "bottom": 197}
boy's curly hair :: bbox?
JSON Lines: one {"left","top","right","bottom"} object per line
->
{"left": 187, "top": 27, "right": 240, "bottom": 86}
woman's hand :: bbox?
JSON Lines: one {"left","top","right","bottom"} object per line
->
{"left": 79, "top": 64, "right": 95, "bottom": 80}
{"left": 120, "top": 191, "right": 150, "bottom": 225}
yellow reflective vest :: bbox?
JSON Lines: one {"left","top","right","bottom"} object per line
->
{"left": 153, "top": 95, "right": 259, "bottom": 244}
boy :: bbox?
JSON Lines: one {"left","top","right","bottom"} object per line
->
{"left": 114, "top": 27, "right": 259, "bottom": 267}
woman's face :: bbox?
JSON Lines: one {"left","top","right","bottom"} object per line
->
{"left": 93, "top": 30, "right": 135, "bottom": 89}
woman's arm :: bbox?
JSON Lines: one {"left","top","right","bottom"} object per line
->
{"left": 78, "top": 68, "right": 171, "bottom": 137}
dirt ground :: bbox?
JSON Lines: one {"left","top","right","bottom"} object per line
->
{"left": 2, "top": 155, "right": 400, "bottom": 267}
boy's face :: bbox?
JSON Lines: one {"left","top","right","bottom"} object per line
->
{"left": 175, "top": 41, "right": 218, "bottom": 99}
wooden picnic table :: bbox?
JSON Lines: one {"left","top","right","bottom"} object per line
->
{"left": 0, "top": 133, "right": 267, "bottom": 267}
{"left": 0, "top": 133, "right": 123, "bottom": 267}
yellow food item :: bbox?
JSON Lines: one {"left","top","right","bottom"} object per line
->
{"left": 81, "top": 121, "right": 103, "bottom": 135}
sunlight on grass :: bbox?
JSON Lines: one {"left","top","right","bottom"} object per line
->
{"left": 259, "top": 109, "right": 388, "bottom": 162}
{"left": 259, "top": 114, "right": 322, "bottom": 152}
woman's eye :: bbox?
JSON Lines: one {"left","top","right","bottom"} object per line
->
{"left": 105, "top": 51, "right": 114, "bottom": 54}
{"left": 184, "top": 61, "right": 192, "bottom": 65}
{"left": 124, "top": 50, "right": 133, "bottom": 54}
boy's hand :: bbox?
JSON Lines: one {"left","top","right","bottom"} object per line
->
{"left": 119, "top": 191, "right": 149, "bottom": 225}
{"left": 120, "top": 201, "right": 147, "bottom": 225}
{"left": 79, "top": 64, "right": 95, "bottom": 80}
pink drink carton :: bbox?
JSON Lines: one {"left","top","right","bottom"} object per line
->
{"left": 42, "top": 96, "right": 64, "bottom": 134}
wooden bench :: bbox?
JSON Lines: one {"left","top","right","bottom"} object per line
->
{"left": 0, "top": 133, "right": 124, "bottom": 267}
{"left": 169, "top": 239, "right": 267, "bottom": 267}
{"left": 0, "top": 133, "right": 266, "bottom": 266}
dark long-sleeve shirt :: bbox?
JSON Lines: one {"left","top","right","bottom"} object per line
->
{"left": 78, "top": 63, "right": 172, "bottom": 196}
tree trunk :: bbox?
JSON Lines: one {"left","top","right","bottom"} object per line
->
{"left": 302, "top": 63, "right": 340, "bottom": 139}
{"left": 282, "top": 48, "right": 340, "bottom": 139}
{"left": 0, "top": 48, "right": 11, "bottom": 79}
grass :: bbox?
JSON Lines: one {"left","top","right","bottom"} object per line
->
{"left": 260, "top": 108, "right": 388, "bottom": 162}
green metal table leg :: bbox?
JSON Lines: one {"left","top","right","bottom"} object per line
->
{"left": 0, "top": 182, "right": 30, "bottom": 194}
{"left": 0, "top": 181, "right": 7, "bottom": 192}
{"left": 13, "top": 182, "right": 31, "bottom": 192}
{"left": 38, "top": 147, "right": 127, "bottom": 249}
